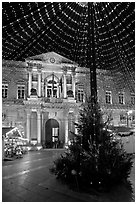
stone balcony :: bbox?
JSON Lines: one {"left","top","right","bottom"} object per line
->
{"left": 42, "top": 97, "right": 63, "bottom": 103}
{"left": 2, "top": 98, "right": 24, "bottom": 105}
{"left": 2, "top": 96, "right": 77, "bottom": 107}
{"left": 42, "top": 96, "right": 76, "bottom": 103}
{"left": 63, "top": 97, "right": 76, "bottom": 103}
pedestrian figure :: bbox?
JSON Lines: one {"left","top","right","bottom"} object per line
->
{"left": 52, "top": 136, "right": 55, "bottom": 148}
{"left": 54, "top": 138, "right": 58, "bottom": 148}
{"left": 8, "top": 148, "right": 12, "bottom": 157}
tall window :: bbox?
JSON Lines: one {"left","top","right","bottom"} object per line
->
{"left": 66, "top": 74, "right": 72, "bottom": 84}
{"left": 52, "top": 128, "right": 59, "bottom": 137}
{"left": 106, "top": 91, "right": 112, "bottom": 104}
{"left": 132, "top": 115, "right": 135, "bottom": 122}
{"left": 77, "top": 89, "right": 84, "bottom": 102}
{"left": 76, "top": 84, "right": 84, "bottom": 102}
{"left": 47, "top": 80, "right": 57, "bottom": 98}
{"left": 32, "top": 73, "right": 38, "bottom": 81}
{"left": 2, "top": 84, "right": 8, "bottom": 98}
{"left": 131, "top": 93, "right": 135, "bottom": 105}
{"left": 119, "top": 92, "right": 124, "bottom": 104}
{"left": 120, "top": 114, "right": 126, "bottom": 123}
{"left": 17, "top": 85, "right": 25, "bottom": 99}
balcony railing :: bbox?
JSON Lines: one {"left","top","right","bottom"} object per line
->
{"left": 42, "top": 97, "right": 63, "bottom": 103}
{"left": 2, "top": 98, "right": 24, "bottom": 104}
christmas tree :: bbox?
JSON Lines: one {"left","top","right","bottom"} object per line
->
{"left": 50, "top": 97, "right": 133, "bottom": 190}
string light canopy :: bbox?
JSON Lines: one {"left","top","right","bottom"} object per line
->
{"left": 2, "top": 2, "right": 135, "bottom": 92}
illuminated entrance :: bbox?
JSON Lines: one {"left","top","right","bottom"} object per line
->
{"left": 45, "top": 119, "right": 59, "bottom": 148}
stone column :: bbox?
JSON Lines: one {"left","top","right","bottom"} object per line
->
{"left": 65, "top": 116, "right": 68, "bottom": 144}
{"left": 59, "top": 86, "right": 61, "bottom": 98}
{"left": 45, "top": 82, "right": 47, "bottom": 97}
{"left": 28, "top": 72, "right": 32, "bottom": 96}
{"left": 63, "top": 71, "right": 67, "bottom": 98}
{"left": 75, "top": 114, "right": 78, "bottom": 135}
{"left": 57, "top": 82, "right": 59, "bottom": 98}
{"left": 41, "top": 77, "right": 44, "bottom": 97}
{"left": 41, "top": 82, "right": 44, "bottom": 97}
{"left": 37, "top": 111, "right": 41, "bottom": 144}
{"left": 41, "top": 112, "right": 44, "bottom": 145}
{"left": 38, "top": 73, "right": 41, "bottom": 97}
{"left": 26, "top": 112, "right": 30, "bottom": 142}
{"left": 72, "top": 73, "right": 76, "bottom": 98}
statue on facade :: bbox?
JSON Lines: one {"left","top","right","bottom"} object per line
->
{"left": 67, "top": 90, "right": 74, "bottom": 97}
{"left": 30, "top": 88, "right": 37, "bottom": 96}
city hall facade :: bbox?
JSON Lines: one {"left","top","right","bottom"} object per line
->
{"left": 2, "top": 52, "right": 135, "bottom": 148}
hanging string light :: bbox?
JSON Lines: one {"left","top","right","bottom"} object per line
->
{"left": 2, "top": 2, "right": 135, "bottom": 95}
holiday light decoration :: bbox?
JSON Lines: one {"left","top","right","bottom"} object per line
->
{"left": 2, "top": 2, "right": 134, "bottom": 93}
{"left": 2, "top": 3, "right": 135, "bottom": 150}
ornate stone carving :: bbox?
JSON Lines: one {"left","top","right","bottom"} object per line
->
{"left": 62, "top": 66, "right": 67, "bottom": 74}
{"left": 37, "top": 66, "right": 42, "bottom": 73}
{"left": 28, "top": 67, "right": 32, "bottom": 72}
{"left": 50, "top": 57, "right": 55, "bottom": 63}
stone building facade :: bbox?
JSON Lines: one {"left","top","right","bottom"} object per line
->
{"left": 2, "top": 52, "right": 135, "bottom": 148}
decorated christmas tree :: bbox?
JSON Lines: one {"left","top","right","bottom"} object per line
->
{"left": 50, "top": 97, "right": 133, "bottom": 190}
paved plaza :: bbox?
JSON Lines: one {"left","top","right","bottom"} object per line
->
{"left": 2, "top": 150, "right": 135, "bottom": 202}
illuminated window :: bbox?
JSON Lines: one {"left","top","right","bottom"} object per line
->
{"left": 78, "top": 89, "right": 84, "bottom": 102}
{"left": 17, "top": 85, "right": 25, "bottom": 99}
{"left": 120, "top": 114, "right": 126, "bottom": 122}
{"left": 106, "top": 91, "right": 112, "bottom": 104}
{"left": 2, "top": 84, "right": 8, "bottom": 98}
{"left": 52, "top": 128, "right": 59, "bottom": 136}
{"left": 76, "top": 84, "right": 84, "bottom": 102}
{"left": 32, "top": 73, "right": 38, "bottom": 81}
{"left": 66, "top": 74, "right": 72, "bottom": 84}
{"left": 132, "top": 115, "right": 135, "bottom": 121}
{"left": 47, "top": 80, "right": 57, "bottom": 98}
{"left": 131, "top": 93, "right": 135, "bottom": 105}
{"left": 119, "top": 92, "right": 124, "bottom": 104}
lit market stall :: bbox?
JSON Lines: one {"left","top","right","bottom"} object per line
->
{"left": 2, "top": 127, "right": 29, "bottom": 159}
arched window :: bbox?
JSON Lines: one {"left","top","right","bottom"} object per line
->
{"left": 45, "top": 74, "right": 59, "bottom": 98}
{"left": 47, "top": 80, "right": 57, "bottom": 97}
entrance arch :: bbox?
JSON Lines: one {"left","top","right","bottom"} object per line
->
{"left": 45, "top": 119, "right": 59, "bottom": 148}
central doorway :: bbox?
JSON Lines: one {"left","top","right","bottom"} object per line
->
{"left": 45, "top": 119, "right": 59, "bottom": 148}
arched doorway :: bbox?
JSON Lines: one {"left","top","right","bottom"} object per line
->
{"left": 45, "top": 119, "right": 59, "bottom": 148}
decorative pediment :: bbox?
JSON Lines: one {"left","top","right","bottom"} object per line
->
{"left": 26, "top": 52, "right": 77, "bottom": 65}
{"left": 16, "top": 79, "right": 27, "bottom": 84}
{"left": 45, "top": 73, "right": 59, "bottom": 83}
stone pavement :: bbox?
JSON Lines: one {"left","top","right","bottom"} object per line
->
{"left": 2, "top": 150, "right": 135, "bottom": 202}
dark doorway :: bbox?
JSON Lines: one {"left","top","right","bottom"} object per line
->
{"left": 45, "top": 119, "right": 59, "bottom": 148}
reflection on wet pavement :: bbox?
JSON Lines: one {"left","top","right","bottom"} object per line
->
{"left": 2, "top": 150, "right": 135, "bottom": 202}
